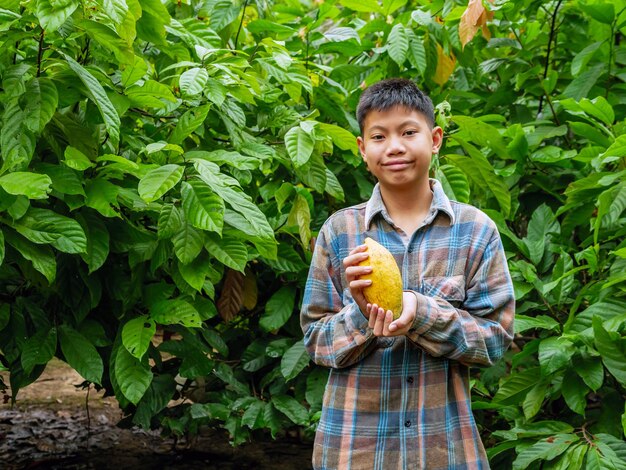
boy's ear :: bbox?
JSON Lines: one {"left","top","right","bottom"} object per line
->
{"left": 357, "top": 136, "right": 366, "bottom": 161}
{"left": 431, "top": 126, "right": 444, "bottom": 154}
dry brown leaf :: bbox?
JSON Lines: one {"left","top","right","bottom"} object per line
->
{"left": 459, "top": 0, "right": 494, "bottom": 48}
{"left": 217, "top": 269, "right": 245, "bottom": 322}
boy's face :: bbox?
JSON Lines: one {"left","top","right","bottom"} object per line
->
{"left": 357, "top": 106, "right": 443, "bottom": 193}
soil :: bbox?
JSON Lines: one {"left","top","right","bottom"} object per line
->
{"left": 0, "top": 358, "right": 314, "bottom": 469}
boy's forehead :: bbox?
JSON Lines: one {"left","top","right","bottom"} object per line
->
{"left": 362, "top": 106, "right": 430, "bottom": 129}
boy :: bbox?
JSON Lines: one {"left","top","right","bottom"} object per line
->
{"left": 300, "top": 78, "right": 515, "bottom": 469}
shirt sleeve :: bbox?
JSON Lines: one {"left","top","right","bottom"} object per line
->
{"left": 406, "top": 230, "right": 515, "bottom": 367}
{"left": 300, "top": 223, "right": 377, "bottom": 369}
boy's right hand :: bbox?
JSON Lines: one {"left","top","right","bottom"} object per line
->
{"left": 343, "top": 244, "right": 372, "bottom": 317}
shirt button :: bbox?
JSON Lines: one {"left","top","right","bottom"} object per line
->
{"left": 407, "top": 376, "right": 414, "bottom": 384}
{"left": 405, "top": 420, "right": 411, "bottom": 428}
{"left": 408, "top": 247, "right": 413, "bottom": 253}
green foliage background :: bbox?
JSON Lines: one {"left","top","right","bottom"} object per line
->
{"left": 1, "top": 0, "right": 626, "bottom": 467}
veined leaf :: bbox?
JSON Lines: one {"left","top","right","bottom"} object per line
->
{"left": 287, "top": 193, "right": 311, "bottom": 247}
{"left": 64, "top": 146, "right": 95, "bottom": 171}
{"left": 271, "top": 394, "right": 308, "bottom": 426}
{"left": 138, "top": 164, "right": 184, "bottom": 202}
{"left": 170, "top": 104, "right": 211, "bottom": 144}
{"left": 36, "top": 0, "right": 79, "bottom": 31}
{"left": 171, "top": 221, "right": 204, "bottom": 264}
{"left": 150, "top": 299, "right": 202, "bottom": 328}
{"left": 204, "top": 233, "right": 248, "bottom": 272}
{"left": 181, "top": 180, "right": 224, "bottom": 233}
{"left": 126, "top": 80, "right": 176, "bottom": 108}
{"left": 122, "top": 315, "right": 155, "bottom": 360}
{"left": 59, "top": 325, "right": 103, "bottom": 385}
{"left": 114, "top": 342, "right": 153, "bottom": 404}
{"left": 0, "top": 172, "right": 51, "bottom": 200}
{"left": 77, "top": 210, "right": 110, "bottom": 273}
{"left": 21, "top": 327, "right": 57, "bottom": 375}
{"left": 85, "top": 178, "right": 120, "bottom": 218}
{"left": 14, "top": 207, "right": 87, "bottom": 254}
{"left": 63, "top": 55, "right": 120, "bottom": 145}
{"left": 387, "top": 24, "right": 408, "bottom": 65}
{"left": 512, "top": 434, "right": 579, "bottom": 470}
{"left": 338, "top": 0, "right": 381, "bottom": 13}
{"left": 178, "top": 251, "right": 212, "bottom": 291}
{"left": 285, "top": 125, "right": 315, "bottom": 167}
{"left": 259, "top": 286, "right": 296, "bottom": 332}
{"left": 593, "top": 316, "right": 626, "bottom": 387}
{"left": 179, "top": 67, "right": 209, "bottom": 96}
{"left": 23, "top": 78, "right": 58, "bottom": 133}
{"left": 436, "top": 164, "right": 470, "bottom": 203}
{"left": 280, "top": 340, "right": 309, "bottom": 381}
{"left": 538, "top": 336, "right": 575, "bottom": 376}
{"left": 4, "top": 229, "right": 56, "bottom": 282}
{"left": 157, "top": 203, "right": 182, "bottom": 240}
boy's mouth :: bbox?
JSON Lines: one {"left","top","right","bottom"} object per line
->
{"left": 382, "top": 159, "right": 412, "bottom": 170}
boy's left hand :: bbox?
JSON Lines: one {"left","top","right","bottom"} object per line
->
{"left": 367, "top": 291, "right": 418, "bottom": 337}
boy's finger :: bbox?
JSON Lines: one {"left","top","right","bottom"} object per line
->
{"left": 383, "top": 310, "right": 393, "bottom": 335}
{"left": 345, "top": 265, "right": 372, "bottom": 279}
{"left": 348, "top": 244, "right": 368, "bottom": 256}
{"left": 343, "top": 251, "right": 369, "bottom": 268}
{"left": 349, "top": 279, "right": 372, "bottom": 290}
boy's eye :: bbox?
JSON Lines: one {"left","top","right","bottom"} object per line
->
{"left": 404, "top": 130, "right": 417, "bottom": 136}
{"left": 371, "top": 135, "right": 384, "bottom": 141}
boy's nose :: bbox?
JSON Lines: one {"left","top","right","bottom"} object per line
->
{"left": 387, "top": 135, "right": 406, "bottom": 154}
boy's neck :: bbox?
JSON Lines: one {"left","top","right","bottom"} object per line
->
{"left": 378, "top": 179, "right": 433, "bottom": 230}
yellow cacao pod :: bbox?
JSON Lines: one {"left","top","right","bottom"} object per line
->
{"left": 358, "top": 237, "right": 403, "bottom": 320}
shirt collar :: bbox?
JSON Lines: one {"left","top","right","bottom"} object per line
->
{"left": 364, "top": 179, "right": 456, "bottom": 229}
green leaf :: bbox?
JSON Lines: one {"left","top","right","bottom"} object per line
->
{"left": 0, "top": 172, "right": 51, "bottom": 199}
{"left": 21, "top": 327, "right": 57, "bottom": 375}
{"left": 593, "top": 316, "right": 626, "bottom": 387}
{"left": 280, "top": 340, "right": 309, "bottom": 381}
{"left": 324, "top": 168, "right": 345, "bottom": 201}
{"left": 157, "top": 203, "right": 181, "bottom": 240}
{"left": 580, "top": 96, "right": 615, "bottom": 126}
{"left": 14, "top": 208, "right": 87, "bottom": 254}
{"left": 36, "top": 0, "right": 79, "bottom": 31}
{"left": 121, "top": 55, "right": 148, "bottom": 87}
{"left": 1, "top": 100, "right": 35, "bottom": 172}
{"left": 63, "top": 146, "right": 95, "bottom": 171}
{"left": 179, "top": 67, "right": 209, "bottom": 96}
{"left": 318, "top": 123, "right": 358, "bottom": 156}
{"left": 339, "top": 0, "right": 381, "bottom": 12}
{"left": 241, "top": 399, "right": 266, "bottom": 430}
{"left": 126, "top": 80, "right": 176, "bottom": 108}
{"left": 493, "top": 367, "right": 541, "bottom": 404}
{"left": 525, "top": 204, "right": 559, "bottom": 265}
{"left": 512, "top": 434, "right": 579, "bottom": 470}
{"left": 0, "top": 229, "right": 4, "bottom": 267}
{"left": 122, "top": 315, "right": 156, "bottom": 360}
{"left": 271, "top": 394, "right": 309, "bottom": 426}
{"left": 573, "top": 354, "right": 604, "bottom": 392}
{"left": 561, "top": 369, "right": 588, "bottom": 416}
{"left": 138, "top": 164, "right": 184, "bottom": 202}
{"left": 204, "top": 233, "right": 247, "bottom": 272}
{"left": 259, "top": 286, "right": 296, "bottom": 332}
{"left": 436, "top": 164, "right": 470, "bottom": 203}
{"left": 178, "top": 251, "right": 212, "bottom": 291}
{"left": 171, "top": 221, "right": 204, "bottom": 264}
{"left": 180, "top": 180, "right": 224, "bottom": 233}
{"left": 170, "top": 104, "right": 211, "bottom": 144}
{"left": 538, "top": 337, "right": 576, "bottom": 376}
{"left": 563, "top": 64, "right": 605, "bottom": 101}
{"left": 150, "top": 299, "right": 202, "bottom": 328}
{"left": 76, "top": 211, "right": 110, "bottom": 273}
{"left": 63, "top": 54, "right": 121, "bottom": 145}
{"left": 85, "top": 178, "right": 120, "bottom": 218}
{"left": 571, "top": 42, "right": 602, "bottom": 76}
{"left": 515, "top": 314, "right": 560, "bottom": 334}
{"left": 36, "top": 163, "right": 85, "bottom": 196}
{"left": 523, "top": 380, "right": 549, "bottom": 420}
{"left": 0, "top": 304, "right": 9, "bottom": 332}
{"left": 114, "top": 342, "right": 153, "bottom": 405}
{"left": 59, "top": 325, "right": 103, "bottom": 385}
{"left": 23, "top": 78, "right": 58, "bottom": 133}
{"left": 579, "top": 2, "right": 614, "bottom": 23}
{"left": 4, "top": 229, "right": 56, "bottom": 282}
{"left": 285, "top": 125, "right": 315, "bottom": 167}
{"left": 387, "top": 23, "right": 408, "bottom": 65}
{"left": 78, "top": 19, "right": 134, "bottom": 65}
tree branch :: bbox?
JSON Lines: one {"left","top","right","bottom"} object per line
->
{"left": 538, "top": 0, "right": 563, "bottom": 116}
{"left": 234, "top": 0, "right": 249, "bottom": 52}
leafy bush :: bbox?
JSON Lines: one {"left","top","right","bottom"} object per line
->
{"left": 0, "top": 0, "right": 625, "bottom": 467}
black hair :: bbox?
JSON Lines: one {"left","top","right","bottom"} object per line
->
{"left": 356, "top": 78, "right": 435, "bottom": 133}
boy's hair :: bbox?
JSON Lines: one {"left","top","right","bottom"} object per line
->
{"left": 357, "top": 78, "right": 435, "bottom": 132}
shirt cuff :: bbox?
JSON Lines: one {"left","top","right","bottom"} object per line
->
{"left": 408, "top": 290, "right": 438, "bottom": 335}
{"left": 345, "top": 302, "right": 372, "bottom": 340}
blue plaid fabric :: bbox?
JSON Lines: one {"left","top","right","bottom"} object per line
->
{"left": 301, "top": 180, "right": 515, "bottom": 469}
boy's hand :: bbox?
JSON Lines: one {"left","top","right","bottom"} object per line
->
{"left": 367, "top": 291, "right": 418, "bottom": 337}
{"left": 343, "top": 244, "right": 372, "bottom": 316}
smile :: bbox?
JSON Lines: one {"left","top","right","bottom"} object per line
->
{"left": 382, "top": 160, "right": 413, "bottom": 170}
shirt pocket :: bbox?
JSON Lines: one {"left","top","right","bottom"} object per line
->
{"left": 421, "top": 275, "right": 466, "bottom": 307}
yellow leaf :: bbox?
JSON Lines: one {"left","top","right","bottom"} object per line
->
{"left": 434, "top": 45, "right": 456, "bottom": 86}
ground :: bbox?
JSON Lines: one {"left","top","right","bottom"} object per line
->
{"left": 0, "top": 358, "right": 314, "bottom": 469}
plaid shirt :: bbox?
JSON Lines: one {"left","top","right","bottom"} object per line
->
{"left": 300, "top": 180, "right": 515, "bottom": 470}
